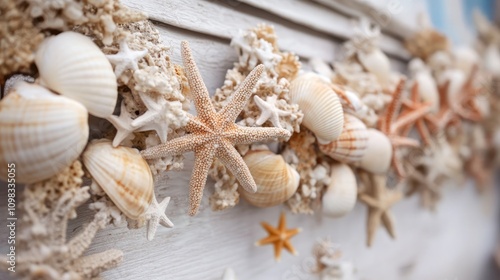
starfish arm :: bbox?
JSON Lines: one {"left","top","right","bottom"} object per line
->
{"left": 391, "top": 104, "right": 431, "bottom": 133}
{"left": 285, "top": 228, "right": 302, "bottom": 238}
{"left": 390, "top": 136, "right": 420, "bottom": 147}
{"left": 218, "top": 65, "right": 265, "bottom": 123}
{"left": 146, "top": 196, "right": 173, "bottom": 241}
{"left": 135, "top": 121, "right": 169, "bottom": 144}
{"left": 216, "top": 140, "right": 257, "bottom": 193}
{"left": 180, "top": 41, "right": 217, "bottom": 125}
{"left": 141, "top": 134, "right": 205, "bottom": 159}
{"left": 274, "top": 241, "right": 284, "bottom": 261}
{"left": 366, "top": 210, "right": 383, "bottom": 247}
{"left": 278, "top": 212, "right": 286, "bottom": 231}
{"left": 261, "top": 222, "right": 281, "bottom": 235}
{"left": 381, "top": 212, "right": 397, "bottom": 239}
{"left": 254, "top": 95, "right": 273, "bottom": 126}
{"left": 256, "top": 235, "right": 281, "bottom": 245}
{"left": 358, "top": 194, "right": 382, "bottom": 209}
{"left": 229, "top": 126, "right": 290, "bottom": 145}
{"left": 283, "top": 240, "right": 298, "bottom": 256}
{"left": 188, "top": 145, "right": 216, "bottom": 216}
{"left": 381, "top": 79, "right": 405, "bottom": 133}
{"left": 107, "top": 115, "right": 134, "bottom": 147}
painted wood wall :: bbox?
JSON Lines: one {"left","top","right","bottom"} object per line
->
{"left": 1, "top": 1, "right": 499, "bottom": 279}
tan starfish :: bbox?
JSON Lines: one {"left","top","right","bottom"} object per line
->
{"left": 255, "top": 212, "right": 301, "bottom": 261}
{"left": 452, "top": 66, "right": 485, "bottom": 122}
{"left": 141, "top": 41, "right": 290, "bottom": 216}
{"left": 377, "top": 79, "right": 431, "bottom": 177}
{"left": 358, "top": 171, "right": 402, "bottom": 247}
{"left": 405, "top": 164, "right": 441, "bottom": 211}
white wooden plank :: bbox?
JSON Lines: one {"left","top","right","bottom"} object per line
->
{"left": 121, "top": 0, "right": 338, "bottom": 62}
{"left": 236, "top": 0, "right": 411, "bottom": 60}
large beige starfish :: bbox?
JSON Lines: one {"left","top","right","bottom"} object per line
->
{"left": 141, "top": 41, "right": 290, "bottom": 216}
{"left": 255, "top": 212, "right": 301, "bottom": 261}
{"left": 358, "top": 171, "right": 402, "bottom": 247}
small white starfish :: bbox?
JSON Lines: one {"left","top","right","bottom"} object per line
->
{"left": 106, "top": 40, "right": 148, "bottom": 77}
{"left": 221, "top": 268, "right": 237, "bottom": 280}
{"left": 145, "top": 194, "right": 174, "bottom": 241}
{"left": 253, "top": 95, "right": 291, "bottom": 128}
{"left": 107, "top": 101, "right": 135, "bottom": 147}
{"left": 131, "top": 93, "right": 185, "bottom": 143}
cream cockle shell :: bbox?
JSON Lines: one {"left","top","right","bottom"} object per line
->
{"left": 82, "top": 140, "right": 153, "bottom": 220}
{"left": 322, "top": 163, "right": 357, "bottom": 218}
{"left": 0, "top": 82, "right": 89, "bottom": 184}
{"left": 289, "top": 73, "right": 344, "bottom": 144}
{"left": 354, "top": 129, "right": 392, "bottom": 174}
{"left": 319, "top": 114, "right": 368, "bottom": 164}
{"left": 358, "top": 49, "right": 391, "bottom": 87}
{"left": 409, "top": 58, "right": 439, "bottom": 113}
{"left": 240, "top": 150, "right": 299, "bottom": 208}
{"left": 35, "top": 31, "right": 118, "bottom": 118}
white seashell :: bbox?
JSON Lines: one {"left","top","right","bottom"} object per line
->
{"left": 354, "top": 129, "right": 392, "bottom": 174}
{"left": 289, "top": 73, "right": 344, "bottom": 144}
{"left": 322, "top": 163, "right": 357, "bottom": 218}
{"left": 240, "top": 150, "right": 299, "bottom": 208}
{"left": 82, "top": 140, "right": 153, "bottom": 219}
{"left": 483, "top": 43, "right": 500, "bottom": 77}
{"left": 358, "top": 49, "right": 391, "bottom": 86}
{"left": 0, "top": 82, "right": 89, "bottom": 184}
{"left": 409, "top": 59, "right": 440, "bottom": 113}
{"left": 319, "top": 114, "right": 368, "bottom": 163}
{"left": 453, "top": 46, "right": 479, "bottom": 78}
{"left": 35, "top": 31, "right": 118, "bottom": 118}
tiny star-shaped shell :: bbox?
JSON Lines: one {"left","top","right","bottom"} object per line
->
{"left": 358, "top": 172, "right": 402, "bottom": 247}
{"left": 132, "top": 93, "right": 185, "bottom": 143}
{"left": 145, "top": 194, "right": 174, "bottom": 241}
{"left": 254, "top": 95, "right": 291, "bottom": 128}
{"left": 107, "top": 101, "right": 135, "bottom": 147}
{"left": 106, "top": 40, "right": 148, "bottom": 77}
{"left": 255, "top": 212, "right": 301, "bottom": 261}
{"left": 141, "top": 41, "right": 291, "bottom": 216}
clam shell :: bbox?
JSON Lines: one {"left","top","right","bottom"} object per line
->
{"left": 319, "top": 114, "right": 368, "bottom": 163}
{"left": 240, "top": 150, "right": 299, "bottom": 208}
{"left": 354, "top": 129, "right": 392, "bottom": 174}
{"left": 82, "top": 140, "right": 153, "bottom": 219}
{"left": 0, "top": 82, "right": 89, "bottom": 184}
{"left": 35, "top": 31, "right": 117, "bottom": 118}
{"left": 322, "top": 163, "right": 357, "bottom": 218}
{"left": 358, "top": 49, "right": 391, "bottom": 86}
{"left": 289, "top": 73, "right": 344, "bottom": 144}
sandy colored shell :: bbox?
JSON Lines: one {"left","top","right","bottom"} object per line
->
{"left": 319, "top": 114, "right": 368, "bottom": 163}
{"left": 0, "top": 82, "right": 89, "bottom": 184}
{"left": 35, "top": 31, "right": 118, "bottom": 118}
{"left": 322, "top": 163, "right": 357, "bottom": 218}
{"left": 358, "top": 49, "right": 391, "bottom": 86}
{"left": 289, "top": 73, "right": 344, "bottom": 144}
{"left": 83, "top": 140, "right": 153, "bottom": 219}
{"left": 240, "top": 150, "right": 299, "bottom": 208}
{"left": 354, "top": 129, "right": 392, "bottom": 174}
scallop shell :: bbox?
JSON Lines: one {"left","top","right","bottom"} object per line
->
{"left": 289, "top": 73, "right": 344, "bottom": 144}
{"left": 319, "top": 114, "right": 368, "bottom": 163}
{"left": 82, "top": 140, "right": 153, "bottom": 219}
{"left": 240, "top": 150, "right": 299, "bottom": 208}
{"left": 0, "top": 82, "right": 88, "bottom": 184}
{"left": 35, "top": 31, "right": 118, "bottom": 118}
{"left": 322, "top": 163, "right": 357, "bottom": 218}
{"left": 354, "top": 129, "right": 392, "bottom": 174}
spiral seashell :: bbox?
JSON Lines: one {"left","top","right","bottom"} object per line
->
{"left": 240, "top": 150, "right": 299, "bottom": 208}
{"left": 289, "top": 73, "right": 344, "bottom": 144}
{"left": 319, "top": 114, "right": 368, "bottom": 164}
{"left": 0, "top": 82, "right": 89, "bottom": 184}
{"left": 82, "top": 140, "right": 153, "bottom": 219}
{"left": 354, "top": 129, "right": 392, "bottom": 174}
{"left": 322, "top": 163, "right": 357, "bottom": 218}
{"left": 35, "top": 31, "right": 118, "bottom": 118}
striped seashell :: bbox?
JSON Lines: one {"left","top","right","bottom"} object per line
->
{"left": 35, "top": 32, "right": 118, "bottom": 118}
{"left": 82, "top": 140, "right": 153, "bottom": 220}
{"left": 240, "top": 150, "right": 299, "bottom": 208}
{"left": 0, "top": 82, "right": 89, "bottom": 184}
{"left": 319, "top": 114, "right": 368, "bottom": 164}
{"left": 289, "top": 73, "right": 344, "bottom": 144}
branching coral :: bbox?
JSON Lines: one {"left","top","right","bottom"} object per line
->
{"left": 8, "top": 160, "right": 123, "bottom": 279}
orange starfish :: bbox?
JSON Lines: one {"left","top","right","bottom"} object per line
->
{"left": 451, "top": 66, "right": 485, "bottom": 122}
{"left": 256, "top": 212, "right": 301, "bottom": 261}
{"left": 400, "top": 82, "right": 435, "bottom": 145}
{"left": 377, "top": 79, "right": 431, "bottom": 177}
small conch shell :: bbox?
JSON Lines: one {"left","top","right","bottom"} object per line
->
{"left": 322, "top": 163, "right": 357, "bottom": 218}
{"left": 240, "top": 150, "right": 299, "bottom": 208}
{"left": 0, "top": 82, "right": 89, "bottom": 184}
{"left": 35, "top": 31, "right": 118, "bottom": 118}
{"left": 319, "top": 114, "right": 368, "bottom": 163}
{"left": 354, "top": 129, "right": 392, "bottom": 174}
{"left": 82, "top": 140, "right": 153, "bottom": 219}
{"left": 289, "top": 73, "right": 344, "bottom": 144}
